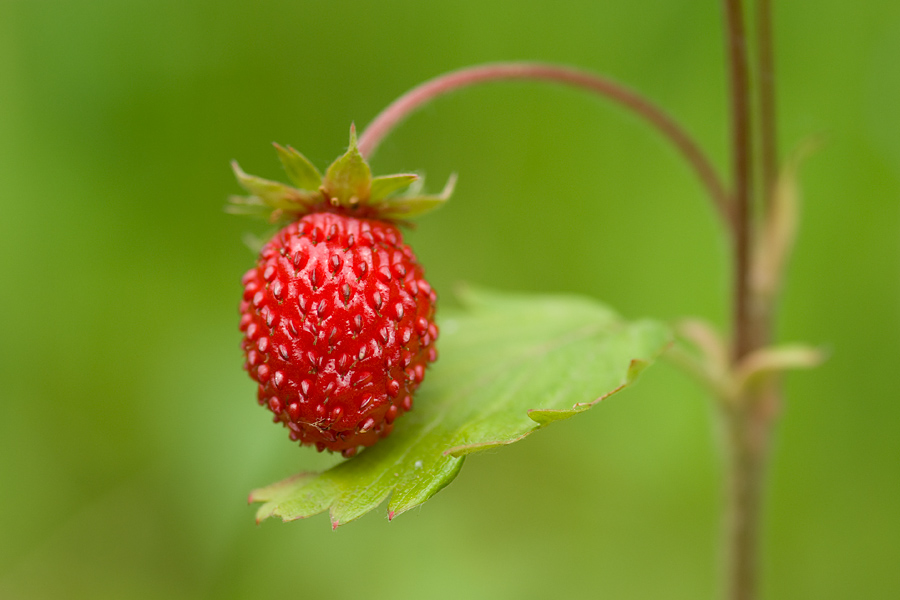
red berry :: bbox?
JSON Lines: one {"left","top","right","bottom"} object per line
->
{"left": 239, "top": 212, "right": 439, "bottom": 455}
{"left": 231, "top": 126, "right": 454, "bottom": 455}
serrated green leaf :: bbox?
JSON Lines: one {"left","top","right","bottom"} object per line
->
{"left": 231, "top": 161, "right": 318, "bottom": 210}
{"left": 370, "top": 173, "right": 419, "bottom": 201}
{"left": 323, "top": 125, "right": 372, "bottom": 204}
{"left": 526, "top": 358, "right": 649, "bottom": 426}
{"left": 378, "top": 173, "right": 457, "bottom": 219}
{"left": 250, "top": 288, "right": 671, "bottom": 528}
{"left": 273, "top": 143, "right": 322, "bottom": 191}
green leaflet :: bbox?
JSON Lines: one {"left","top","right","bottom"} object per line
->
{"left": 250, "top": 288, "right": 671, "bottom": 528}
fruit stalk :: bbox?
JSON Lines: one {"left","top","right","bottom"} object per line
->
{"left": 358, "top": 62, "right": 734, "bottom": 228}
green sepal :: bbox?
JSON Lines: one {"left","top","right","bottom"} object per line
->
{"left": 273, "top": 143, "right": 322, "bottom": 191}
{"left": 370, "top": 173, "right": 419, "bottom": 201}
{"left": 377, "top": 173, "right": 457, "bottom": 219}
{"left": 231, "top": 161, "right": 319, "bottom": 211}
{"left": 225, "top": 194, "right": 270, "bottom": 219}
{"left": 230, "top": 124, "right": 454, "bottom": 222}
{"left": 323, "top": 125, "right": 372, "bottom": 205}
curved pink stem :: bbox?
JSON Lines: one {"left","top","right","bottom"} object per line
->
{"left": 358, "top": 62, "right": 733, "bottom": 226}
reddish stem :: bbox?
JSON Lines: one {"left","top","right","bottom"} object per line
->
{"left": 358, "top": 62, "right": 733, "bottom": 227}
{"left": 757, "top": 0, "right": 778, "bottom": 212}
{"left": 724, "top": 0, "right": 754, "bottom": 362}
{"left": 722, "top": 2, "right": 776, "bottom": 600}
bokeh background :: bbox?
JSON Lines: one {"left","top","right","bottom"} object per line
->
{"left": 2, "top": 1, "right": 898, "bottom": 598}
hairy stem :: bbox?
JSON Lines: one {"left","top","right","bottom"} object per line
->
{"left": 358, "top": 62, "right": 733, "bottom": 227}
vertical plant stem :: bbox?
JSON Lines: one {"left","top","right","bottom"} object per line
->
{"left": 721, "top": 394, "right": 773, "bottom": 600}
{"left": 757, "top": 0, "right": 779, "bottom": 213}
{"left": 724, "top": 0, "right": 757, "bottom": 598}
{"left": 749, "top": 0, "right": 780, "bottom": 358}
{"left": 722, "top": 1, "right": 781, "bottom": 600}
{"left": 724, "top": 0, "right": 754, "bottom": 362}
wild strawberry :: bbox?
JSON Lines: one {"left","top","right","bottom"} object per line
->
{"left": 231, "top": 127, "right": 454, "bottom": 457}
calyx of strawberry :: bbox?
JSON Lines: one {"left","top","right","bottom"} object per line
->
{"left": 229, "top": 125, "right": 455, "bottom": 223}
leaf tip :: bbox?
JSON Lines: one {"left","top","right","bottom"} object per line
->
{"left": 247, "top": 486, "right": 268, "bottom": 504}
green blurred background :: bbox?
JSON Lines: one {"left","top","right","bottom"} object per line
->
{"left": 2, "top": 0, "right": 898, "bottom": 598}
